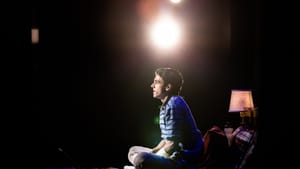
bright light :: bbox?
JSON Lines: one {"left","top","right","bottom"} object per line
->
{"left": 170, "top": 0, "right": 182, "bottom": 4}
{"left": 150, "top": 16, "right": 181, "bottom": 49}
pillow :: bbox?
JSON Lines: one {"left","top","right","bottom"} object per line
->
{"left": 235, "top": 129, "right": 254, "bottom": 152}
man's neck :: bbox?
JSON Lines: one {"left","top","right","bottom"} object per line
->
{"left": 161, "top": 95, "right": 170, "bottom": 105}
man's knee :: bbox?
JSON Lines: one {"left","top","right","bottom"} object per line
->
{"left": 133, "top": 152, "right": 149, "bottom": 166}
{"left": 129, "top": 146, "right": 135, "bottom": 152}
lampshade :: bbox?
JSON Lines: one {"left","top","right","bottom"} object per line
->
{"left": 228, "top": 90, "right": 254, "bottom": 112}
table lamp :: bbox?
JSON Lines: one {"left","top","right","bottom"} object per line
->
{"left": 228, "top": 89, "right": 255, "bottom": 126}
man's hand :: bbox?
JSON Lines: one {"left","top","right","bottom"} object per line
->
{"left": 163, "top": 140, "right": 175, "bottom": 154}
{"left": 155, "top": 148, "right": 170, "bottom": 158}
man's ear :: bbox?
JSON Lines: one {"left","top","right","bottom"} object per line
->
{"left": 165, "top": 84, "right": 172, "bottom": 91}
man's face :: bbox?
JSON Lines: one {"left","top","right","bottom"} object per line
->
{"left": 151, "top": 74, "right": 168, "bottom": 99}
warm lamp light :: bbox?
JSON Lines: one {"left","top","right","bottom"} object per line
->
{"left": 228, "top": 90, "right": 256, "bottom": 126}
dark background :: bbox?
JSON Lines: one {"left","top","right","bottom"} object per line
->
{"left": 34, "top": 0, "right": 298, "bottom": 168}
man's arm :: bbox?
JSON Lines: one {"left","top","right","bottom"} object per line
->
{"left": 162, "top": 140, "right": 175, "bottom": 154}
{"left": 151, "top": 140, "right": 165, "bottom": 153}
{"left": 154, "top": 140, "right": 176, "bottom": 158}
{"left": 152, "top": 139, "right": 175, "bottom": 153}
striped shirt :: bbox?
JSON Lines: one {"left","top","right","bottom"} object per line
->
{"left": 159, "top": 95, "right": 203, "bottom": 150}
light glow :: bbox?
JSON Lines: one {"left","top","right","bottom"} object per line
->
{"left": 150, "top": 16, "right": 181, "bottom": 49}
{"left": 170, "top": 0, "right": 182, "bottom": 4}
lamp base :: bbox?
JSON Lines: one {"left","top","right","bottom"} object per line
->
{"left": 240, "top": 109, "right": 257, "bottom": 129}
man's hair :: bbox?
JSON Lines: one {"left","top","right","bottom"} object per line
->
{"left": 155, "top": 67, "right": 184, "bottom": 95}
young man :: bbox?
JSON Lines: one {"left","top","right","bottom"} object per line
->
{"left": 125, "top": 67, "right": 204, "bottom": 169}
